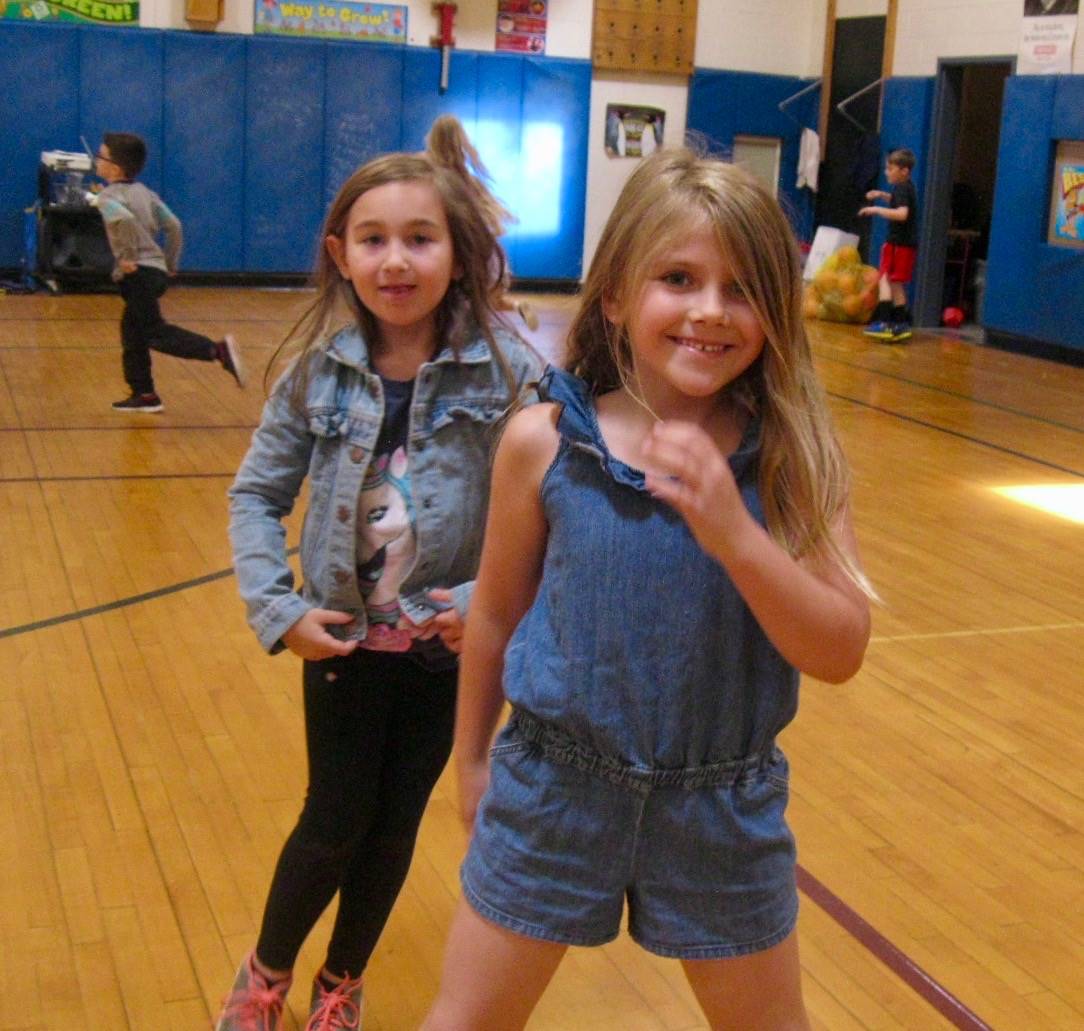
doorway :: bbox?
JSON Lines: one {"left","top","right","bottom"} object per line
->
{"left": 816, "top": 15, "right": 886, "bottom": 263}
{"left": 913, "top": 58, "right": 1013, "bottom": 330}
{"left": 733, "top": 135, "right": 782, "bottom": 198}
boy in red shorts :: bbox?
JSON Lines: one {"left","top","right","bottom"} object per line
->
{"left": 860, "top": 148, "right": 917, "bottom": 342}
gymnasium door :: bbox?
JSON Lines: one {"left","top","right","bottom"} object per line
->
{"left": 816, "top": 15, "right": 887, "bottom": 264}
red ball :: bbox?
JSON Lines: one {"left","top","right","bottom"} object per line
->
{"left": 942, "top": 306, "right": 965, "bottom": 328}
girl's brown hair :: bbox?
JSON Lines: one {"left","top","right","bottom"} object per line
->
{"left": 269, "top": 118, "right": 519, "bottom": 402}
{"left": 566, "top": 146, "right": 873, "bottom": 596}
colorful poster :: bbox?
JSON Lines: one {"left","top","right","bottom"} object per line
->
{"left": 1019, "top": 0, "right": 1078, "bottom": 74}
{"left": 1048, "top": 143, "right": 1084, "bottom": 248}
{"left": 2, "top": 0, "right": 138, "bottom": 24}
{"left": 255, "top": 0, "right": 406, "bottom": 42}
{"left": 496, "top": 0, "right": 546, "bottom": 54}
{"left": 604, "top": 105, "right": 665, "bottom": 159}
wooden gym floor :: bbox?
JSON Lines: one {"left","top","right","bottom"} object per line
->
{"left": 0, "top": 286, "right": 1081, "bottom": 1030}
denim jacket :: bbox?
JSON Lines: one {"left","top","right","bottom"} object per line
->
{"left": 229, "top": 322, "right": 544, "bottom": 653}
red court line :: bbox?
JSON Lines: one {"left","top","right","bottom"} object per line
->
{"left": 797, "top": 865, "right": 996, "bottom": 1031}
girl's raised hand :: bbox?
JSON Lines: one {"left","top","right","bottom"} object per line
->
{"left": 641, "top": 420, "right": 751, "bottom": 562}
{"left": 282, "top": 608, "right": 360, "bottom": 661}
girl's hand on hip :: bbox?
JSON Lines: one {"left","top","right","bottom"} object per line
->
{"left": 456, "top": 756, "right": 490, "bottom": 833}
{"left": 408, "top": 588, "right": 465, "bottom": 653}
{"left": 282, "top": 608, "right": 359, "bottom": 661}
{"left": 641, "top": 420, "right": 751, "bottom": 560}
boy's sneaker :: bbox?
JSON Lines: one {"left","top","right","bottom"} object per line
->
{"left": 218, "top": 333, "right": 246, "bottom": 388}
{"left": 891, "top": 322, "right": 913, "bottom": 341}
{"left": 111, "top": 392, "right": 163, "bottom": 413}
{"left": 305, "top": 971, "right": 364, "bottom": 1030}
{"left": 215, "top": 952, "right": 292, "bottom": 1031}
{"left": 863, "top": 321, "right": 894, "bottom": 340}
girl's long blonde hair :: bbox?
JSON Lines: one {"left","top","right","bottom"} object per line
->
{"left": 268, "top": 117, "right": 518, "bottom": 403}
{"left": 566, "top": 146, "right": 873, "bottom": 596}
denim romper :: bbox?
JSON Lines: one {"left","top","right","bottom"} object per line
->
{"left": 461, "top": 368, "right": 801, "bottom": 959}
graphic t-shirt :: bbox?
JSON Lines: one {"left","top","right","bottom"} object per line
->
{"left": 888, "top": 180, "right": 917, "bottom": 247}
{"left": 355, "top": 376, "right": 419, "bottom": 652}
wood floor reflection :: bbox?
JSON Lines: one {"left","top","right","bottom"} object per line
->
{"left": 0, "top": 285, "right": 1080, "bottom": 1029}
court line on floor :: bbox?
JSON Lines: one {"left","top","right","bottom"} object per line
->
{"left": 796, "top": 866, "right": 995, "bottom": 1030}
{"left": 0, "top": 472, "right": 237, "bottom": 483}
{"left": 0, "top": 423, "right": 257, "bottom": 432}
{"left": 830, "top": 392, "right": 1084, "bottom": 478}
{"left": 871, "top": 621, "right": 1082, "bottom": 643}
{"left": 0, "top": 557, "right": 1021, "bottom": 1029}
{"left": 818, "top": 352, "right": 1084, "bottom": 435}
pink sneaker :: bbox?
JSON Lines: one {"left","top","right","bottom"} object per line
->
{"left": 305, "top": 971, "right": 364, "bottom": 1030}
{"left": 215, "top": 952, "right": 292, "bottom": 1031}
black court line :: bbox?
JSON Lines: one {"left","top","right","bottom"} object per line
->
{"left": 830, "top": 391, "right": 1084, "bottom": 479}
{"left": 819, "top": 353, "right": 1084, "bottom": 436}
{"left": 0, "top": 423, "right": 258, "bottom": 433}
{"left": 797, "top": 866, "right": 995, "bottom": 1030}
{"left": 0, "top": 472, "right": 236, "bottom": 484}
{"left": 0, "top": 548, "right": 295, "bottom": 641}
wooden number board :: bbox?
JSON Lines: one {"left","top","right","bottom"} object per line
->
{"left": 592, "top": 0, "right": 698, "bottom": 76}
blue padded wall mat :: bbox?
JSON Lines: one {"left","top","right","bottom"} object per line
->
{"left": 0, "top": 23, "right": 80, "bottom": 268}
{"left": 475, "top": 53, "right": 525, "bottom": 268}
{"left": 80, "top": 28, "right": 164, "bottom": 194}
{"left": 244, "top": 37, "right": 327, "bottom": 272}
{"left": 871, "top": 76, "right": 934, "bottom": 271}
{"left": 688, "top": 68, "right": 818, "bottom": 244}
{"left": 986, "top": 75, "right": 1083, "bottom": 351}
{"left": 516, "top": 56, "right": 590, "bottom": 280}
{"left": 164, "top": 34, "right": 246, "bottom": 271}
{"left": 324, "top": 41, "right": 403, "bottom": 208}
{"left": 0, "top": 22, "right": 590, "bottom": 280}
{"left": 401, "top": 47, "right": 479, "bottom": 149}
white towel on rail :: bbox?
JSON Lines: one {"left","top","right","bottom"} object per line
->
{"left": 797, "top": 127, "right": 820, "bottom": 192}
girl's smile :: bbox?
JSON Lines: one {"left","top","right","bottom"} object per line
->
{"left": 606, "top": 224, "right": 766, "bottom": 417}
{"left": 326, "top": 179, "right": 460, "bottom": 349}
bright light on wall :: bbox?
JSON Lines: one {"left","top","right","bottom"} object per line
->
{"left": 991, "top": 484, "right": 1084, "bottom": 524}
{"left": 475, "top": 120, "right": 563, "bottom": 239}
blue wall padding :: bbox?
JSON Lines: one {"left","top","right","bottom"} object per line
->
{"left": 516, "top": 57, "right": 591, "bottom": 279}
{"left": 80, "top": 28, "right": 165, "bottom": 193}
{"left": 476, "top": 53, "right": 526, "bottom": 269}
{"left": 687, "top": 69, "right": 819, "bottom": 243}
{"left": 163, "top": 34, "right": 246, "bottom": 270}
{"left": 244, "top": 37, "right": 327, "bottom": 272}
{"left": 871, "top": 76, "right": 934, "bottom": 270}
{"left": 985, "top": 75, "right": 1083, "bottom": 351}
{"left": 401, "top": 48, "right": 479, "bottom": 149}
{"left": 0, "top": 23, "right": 79, "bottom": 266}
{"left": 324, "top": 41, "right": 403, "bottom": 208}
{"left": 0, "top": 22, "right": 590, "bottom": 280}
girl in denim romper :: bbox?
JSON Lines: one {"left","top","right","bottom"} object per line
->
{"left": 215, "top": 120, "right": 542, "bottom": 1031}
{"left": 423, "top": 150, "right": 874, "bottom": 1031}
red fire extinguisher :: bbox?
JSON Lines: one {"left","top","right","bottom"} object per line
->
{"left": 432, "top": 3, "right": 457, "bottom": 94}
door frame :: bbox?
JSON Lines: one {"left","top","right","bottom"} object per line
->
{"left": 913, "top": 55, "right": 1015, "bottom": 327}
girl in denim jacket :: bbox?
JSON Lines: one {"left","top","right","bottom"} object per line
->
{"left": 423, "top": 150, "right": 875, "bottom": 1030}
{"left": 216, "top": 120, "right": 542, "bottom": 1031}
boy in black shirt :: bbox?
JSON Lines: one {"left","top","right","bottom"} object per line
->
{"left": 860, "top": 148, "right": 918, "bottom": 342}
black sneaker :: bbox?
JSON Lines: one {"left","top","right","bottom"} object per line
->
{"left": 891, "top": 322, "right": 913, "bottom": 341}
{"left": 111, "top": 392, "right": 163, "bottom": 413}
{"left": 218, "top": 333, "right": 246, "bottom": 388}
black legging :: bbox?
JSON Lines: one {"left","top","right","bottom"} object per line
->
{"left": 255, "top": 648, "right": 457, "bottom": 977}
{"left": 118, "top": 266, "right": 217, "bottom": 394}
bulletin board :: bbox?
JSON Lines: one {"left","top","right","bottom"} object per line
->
{"left": 592, "top": 0, "right": 697, "bottom": 76}
{"left": 1047, "top": 139, "right": 1084, "bottom": 249}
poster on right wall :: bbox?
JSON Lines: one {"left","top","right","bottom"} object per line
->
{"left": 1019, "top": 0, "right": 1078, "bottom": 74}
{"left": 1047, "top": 140, "right": 1084, "bottom": 249}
